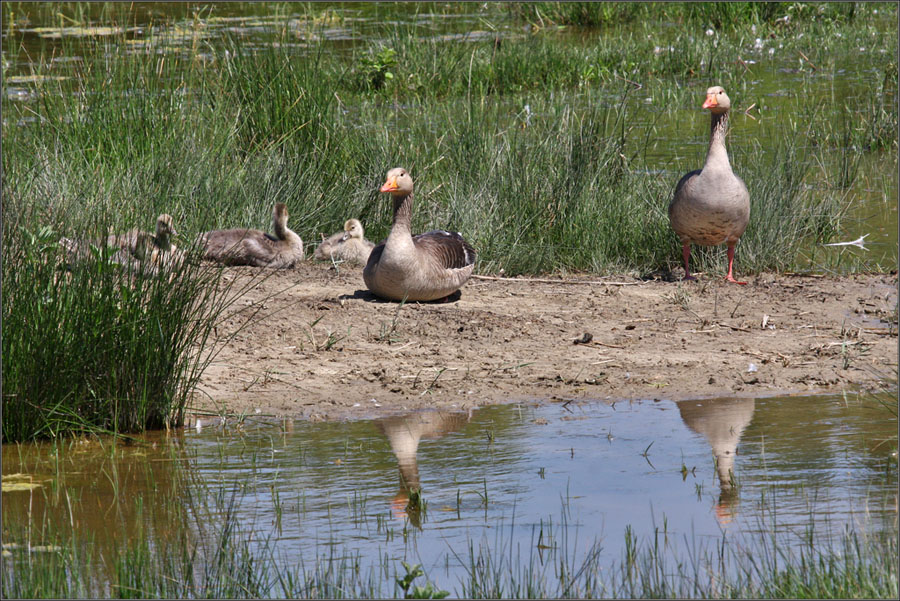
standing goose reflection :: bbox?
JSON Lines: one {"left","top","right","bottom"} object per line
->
{"left": 375, "top": 410, "right": 472, "bottom": 527}
{"left": 677, "top": 397, "right": 756, "bottom": 524}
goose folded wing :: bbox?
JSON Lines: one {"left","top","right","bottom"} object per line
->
{"left": 242, "top": 236, "right": 278, "bottom": 265}
{"left": 412, "top": 230, "right": 476, "bottom": 269}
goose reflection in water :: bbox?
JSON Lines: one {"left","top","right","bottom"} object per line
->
{"left": 375, "top": 410, "right": 472, "bottom": 528}
{"left": 676, "top": 398, "right": 756, "bottom": 525}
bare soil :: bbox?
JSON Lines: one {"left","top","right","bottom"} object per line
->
{"left": 192, "top": 263, "right": 898, "bottom": 421}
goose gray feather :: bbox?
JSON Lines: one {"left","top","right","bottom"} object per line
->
{"left": 61, "top": 213, "right": 182, "bottom": 277}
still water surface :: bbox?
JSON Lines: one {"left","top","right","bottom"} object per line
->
{"left": 3, "top": 393, "right": 896, "bottom": 591}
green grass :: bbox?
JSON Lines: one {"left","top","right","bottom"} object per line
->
{"left": 1, "top": 2, "right": 896, "bottom": 440}
{"left": 0, "top": 218, "right": 259, "bottom": 442}
{"left": 3, "top": 485, "right": 896, "bottom": 599}
{"left": 506, "top": 2, "right": 868, "bottom": 30}
{"left": 457, "top": 506, "right": 899, "bottom": 598}
{"left": 4, "top": 21, "right": 891, "bottom": 273}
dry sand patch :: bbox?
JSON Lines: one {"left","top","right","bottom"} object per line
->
{"left": 193, "top": 264, "right": 897, "bottom": 421}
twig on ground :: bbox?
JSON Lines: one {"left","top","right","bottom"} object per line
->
{"left": 588, "top": 341, "right": 626, "bottom": 349}
{"left": 471, "top": 274, "right": 640, "bottom": 286}
{"left": 719, "top": 322, "right": 751, "bottom": 333}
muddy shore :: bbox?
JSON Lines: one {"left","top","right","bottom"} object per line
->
{"left": 192, "top": 264, "right": 897, "bottom": 421}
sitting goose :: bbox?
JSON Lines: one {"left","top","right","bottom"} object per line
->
{"left": 110, "top": 213, "right": 182, "bottom": 270}
{"left": 199, "top": 203, "right": 304, "bottom": 268}
{"left": 61, "top": 213, "right": 182, "bottom": 276}
{"left": 669, "top": 86, "right": 750, "bottom": 284}
{"left": 314, "top": 218, "right": 375, "bottom": 265}
{"left": 363, "top": 168, "right": 476, "bottom": 302}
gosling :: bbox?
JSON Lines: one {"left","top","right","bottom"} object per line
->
{"left": 61, "top": 213, "right": 183, "bottom": 277}
{"left": 198, "top": 203, "right": 304, "bottom": 268}
{"left": 314, "top": 219, "right": 375, "bottom": 266}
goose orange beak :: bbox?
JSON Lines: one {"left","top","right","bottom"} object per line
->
{"left": 380, "top": 177, "right": 399, "bottom": 193}
{"left": 702, "top": 94, "right": 718, "bottom": 109}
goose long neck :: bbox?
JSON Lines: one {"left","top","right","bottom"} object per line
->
{"left": 155, "top": 231, "right": 172, "bottom": 250}
{"left": 704, "top": 111, "right": 732, "bottom": 172}
{"left": 390, "top": 192, "right": 413, "bottom": 236}
{"left": 273, "top": 214, "right": 288, "bottom": 240}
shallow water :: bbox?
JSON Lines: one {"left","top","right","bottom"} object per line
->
{"left": 2, "top": 2, "right": 897, "bottom": 266}
{"left": 3, "top": 392, "right": 896, "bottom": 593}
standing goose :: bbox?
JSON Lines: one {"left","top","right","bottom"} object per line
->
{"left": 669, "top": 86, "right": 750, "bottom": 284}
{"left": 363, "top": 168, "right": 476, "bottom": 301}
{"left": 199, "top": 203, "right": 304, "bottom": 268}
{"left": 314, "top": 218, "right": 375, "bottom": 265}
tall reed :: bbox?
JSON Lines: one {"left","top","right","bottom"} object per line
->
{"left": 506, "top": 2, "right": 864, "bottom": 30}
{"left": 0, "top": 216, "right": 252, "bottom": 442}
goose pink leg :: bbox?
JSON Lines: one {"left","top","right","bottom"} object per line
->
{"left": 682, "top": 243, "right": 697, "bottom": 281}
{"left": 724, "top": 245, "right": 746, "bottom": 285}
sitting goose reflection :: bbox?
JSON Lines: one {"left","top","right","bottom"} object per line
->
{"left": 375, "top": 410, "right": 472, "bottom": 528}
{"left": 676, "top": 397, "right": 756, "bottom": 525}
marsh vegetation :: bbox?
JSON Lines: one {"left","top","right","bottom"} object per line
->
{"left": 2, "top": 394, "right": 896, "bottom": 598}
{"left": 1, "top": 7, "right": 897, "bottom": 596}
{"left": 3, "top": 2, "right": 896, "bottom": 441}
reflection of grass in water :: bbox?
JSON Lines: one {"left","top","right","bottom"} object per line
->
{"left": 2, "top": 477, "right": 896, "bottom": 598}
{"left": 858, "top": 381, "right": 899, "bottom": 463}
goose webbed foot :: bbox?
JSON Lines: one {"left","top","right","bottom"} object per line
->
{"left": 724, "top": 275, "right": 747, "bottom": 285}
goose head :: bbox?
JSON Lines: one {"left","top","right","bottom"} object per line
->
{"left": 702, "top": 86, "right": 731, "bottom": 115}
{"left": 380, "top": 168, "right": 414, "bottom": 197}
{"left": 156, "top": 214, "right": 178, "bottom": 238}
{"left": 341, "top": 218, "right": 364, "bottom": 241}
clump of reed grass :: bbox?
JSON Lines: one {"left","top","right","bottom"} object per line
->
{"left": 0, "top": 214, "right": 251, "bottom": 442}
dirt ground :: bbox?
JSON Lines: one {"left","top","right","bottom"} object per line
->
{"left": 192, "top": 263, "right": 898, "bottom": 422}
